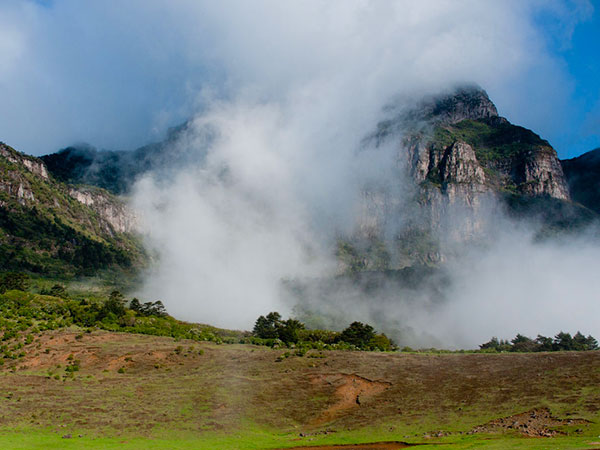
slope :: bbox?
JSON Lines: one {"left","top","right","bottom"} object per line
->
{"left": 0, "top": 142, "right": 144, "bottom": 277}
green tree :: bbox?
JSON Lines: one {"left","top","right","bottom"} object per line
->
{"left": 100, "top": 290, "right": 126, "bottom": 318}
{"left": 573, "top": 331, "right": 588, "bottom": 350}
{"left": 553, "top": 332, "right": 574, "bottom": 351}
{"left": 0, "top": 272, "right": 29, "bottom": 293}
{"left": 369, "top": 333, "right": 394, "bottom": 351}
{"left": 585, "top": 334, "right": 599, "bottom": 350}
{"left": 129, "top": 298, "right": 141, "bottom": 313}
{"left": 480, "top": 337, "right": 500, "bottom": 350}
{"left": 535, "top": 334, "right": 553, "bottom": 352}
{"left": 252, "top": 312, "right": 282, "bottom": 339}
{"left": 277, "top": 319, "right": 305, "bottom": 344}
{"left": 511, "top": 334, "right": 537, "bottom": 352}
{"left": 340, "top": 321, "right": 375, "bottom": 349}
{"left": 48, "top": 284, "right": 68, "bottom": 298}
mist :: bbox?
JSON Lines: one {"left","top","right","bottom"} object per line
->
{"left": 124, "top": 1, "right": 600, "bottom": 348}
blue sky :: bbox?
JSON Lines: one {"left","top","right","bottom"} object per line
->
{"left": 552, "top": 3, "right": 600, "bottom": 157}
{"left": 0, "top": 0, "right": 598, "bottom": 159}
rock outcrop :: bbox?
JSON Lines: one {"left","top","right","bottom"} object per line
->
{"left": 416, "top": 84, "right": 499, "bottom": 125}
{"left": 68, "top": 187, "right": 138, "bottom": 234}
{"left": 0, "top": 143, "right": 49, "bottom": 180}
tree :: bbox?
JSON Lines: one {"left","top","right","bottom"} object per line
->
{"left": 480, "top": 337, "right": 500, "bottom": 350}
{"left": 553, "top": 332, "right": 574, "bottom": 351}
{"left": 585, "top": 334, "right": 599, "bottom": 350}
{"left": 149, "top": 301, "right": 167, "bottom": 317}
{"left": 48, "top": 284, "right": 68, "bottom": 298}
{"left": 129, "top": 298, "right": 142, "bottom": 313}
{"left": 535, "top": 334, "right": 553, "bottom": 352}
{"left": 130, "top": 298, "right": 168, "bottom": 317}
{"left": 573, "top": 332, "right": 599, "bottom": 351}
{"left": 0, "top": 272, "right": 29, "bottom": 294}
{"left": 340, "top": 322, "right": 375, "bottom": 349}
{"left": 573, "top": 331, "right": 588, "bottom": 351}
{"left": 277, "top": 319, "right": 305, "bottom": 344}
{"left": 253, "top": 312, "right": 282, "bottom": 339}
{"left": 511, "top": 334, "right": 537, "bottom": 352}
{"left": 101, "top": 290, "right": 126, "bottom": 318}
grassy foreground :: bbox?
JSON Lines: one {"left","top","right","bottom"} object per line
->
{"left": 0, "top": 329, "right": 599, "bottom": 449}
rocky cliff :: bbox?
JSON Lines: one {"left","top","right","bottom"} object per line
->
{"left": 341, "top": 86, "right": 588, "bottom": 270}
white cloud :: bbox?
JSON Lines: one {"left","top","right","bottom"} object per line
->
{"left": 0, "top": 0, "right": 591, "bottom": 155}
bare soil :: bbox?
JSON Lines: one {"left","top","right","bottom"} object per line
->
{"left": 470, "top": 407, "right": 590, "bottom": 437}
{"left": 310, "top": 373, "right": 391, "bottom": 425}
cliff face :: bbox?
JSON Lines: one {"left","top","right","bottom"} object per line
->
{"left": 402, "top": 89, "right": 569, "bottom": 201}
{"left": 343, "top": 86, "right": 581, "bottom": 270}
{"left": 0, "top": 142, "right": 143, "bottom": 275}
{"left": 0, "top": 144, "right": 49, "bottom": 180}
{"left": 68, "top": 187, "right": 138, "bottom": 234}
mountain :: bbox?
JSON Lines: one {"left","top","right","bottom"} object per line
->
{"left": 0, "top": 142, "right": 143, "bottom": 276}
{"left": 561, "top": 148, "right": 600, "bottom": 214}
{"left": 337, "top": 85, "right": 597, "bottom": 269}
{"left": 37, "top": 85, "right": 599, "bottom": 270}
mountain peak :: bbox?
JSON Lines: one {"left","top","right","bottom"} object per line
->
{"left": 419, "top": 84, "right": 499, "bottom": 125}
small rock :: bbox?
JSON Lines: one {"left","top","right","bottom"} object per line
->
{"left": 62, "top": 434, "right": 72, "bottom": 439}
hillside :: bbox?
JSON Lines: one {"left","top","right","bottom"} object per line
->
{"left": 562, "top": 147, "right": 600, "bottom": 214}
{"left": 0, "top": 327, "right": 598, "bottom": 449}
{"left": 0, "top": 143, "right": 144, "bottom": 276}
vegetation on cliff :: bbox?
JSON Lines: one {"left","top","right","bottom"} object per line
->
{"left": 0, "top": 143, "right": 144, "bottom": 277}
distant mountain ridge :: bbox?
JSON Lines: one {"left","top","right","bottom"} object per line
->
{"left": 561, "top": 147, "right": 600, "bottom": 214}
{"left": 41, "top": 121, "right": 211, "bottom": 194}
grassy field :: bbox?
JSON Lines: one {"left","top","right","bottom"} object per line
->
{"left": 0, "top": 329, "right": 599, "bottom": 449}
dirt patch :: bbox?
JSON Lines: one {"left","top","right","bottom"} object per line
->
{"left": 274, "top": 443, "right": 410, "bottom": 450}
{"left": 310, "top": 373, "right": 391, "bottom": 425}
{"left": 471, "top": 408, "right": 590, "bottom": 437}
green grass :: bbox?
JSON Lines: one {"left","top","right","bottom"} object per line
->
{"left": 431, "top": 119, "right": 551, "bottom": 166}
{"left": 1, "top": 423, "right": 600, "bottom": 449}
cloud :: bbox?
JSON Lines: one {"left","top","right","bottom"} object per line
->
{"left": 0, "top": 0, "right": 592, "bottom": 155}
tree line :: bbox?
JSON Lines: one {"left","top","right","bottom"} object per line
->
{"left": 252, "top": 312, "right": 395, "bottom": 351}
{"left": 480, "top": 332, "right": 598, "bottom": 352}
